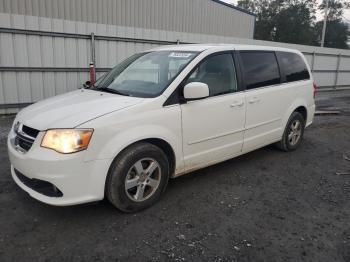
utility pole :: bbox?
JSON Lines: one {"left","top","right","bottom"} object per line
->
{"left": 321, "top": 0, "right": 329, "bottom": 47}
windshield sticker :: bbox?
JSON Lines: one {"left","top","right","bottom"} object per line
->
{"left": 169, "top": 52, "right": 193, "bottom": 58}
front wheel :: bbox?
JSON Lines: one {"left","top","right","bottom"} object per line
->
{"left": 276, "top": 112, "right": 305, "bottom": 152}
{"left": 106, "top": 143, "right": 170, "bottom": 212}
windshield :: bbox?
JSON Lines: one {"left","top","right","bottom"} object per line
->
{"left": 93, "top": 51, "right": 198, "bottom": 98}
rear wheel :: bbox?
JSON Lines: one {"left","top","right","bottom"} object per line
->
{"left": 276, "top": 112, "right": 305, "bottom": 152}
{"left": 106, "top": 143, "right": 169, "bottom": 212}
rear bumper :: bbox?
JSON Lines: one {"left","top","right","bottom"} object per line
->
{"left": 8, "top": 129, "right": 111, "bottom": 206}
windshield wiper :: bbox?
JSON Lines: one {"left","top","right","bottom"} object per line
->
{"left": 95, "top": 87, "right": 130, "bottom": 96}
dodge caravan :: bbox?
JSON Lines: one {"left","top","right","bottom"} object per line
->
{"left": 8, "top": 44, "right": 316, "bottom": 212}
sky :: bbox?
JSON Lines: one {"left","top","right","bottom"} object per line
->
{"left": 221, "top": 0, "right": 350, "bottom": 22}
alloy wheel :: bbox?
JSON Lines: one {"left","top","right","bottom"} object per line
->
{"left": 288, "top": 120, "right": 302, "bottom": 146}
{"left": 124, "top": 158, "right": 161, "bottom": 202}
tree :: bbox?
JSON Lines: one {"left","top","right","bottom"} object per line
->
{"left": 316, "top": 0, "right": 350, "bottom": 48}
{"left": 237, "top": 0, "right": 349, "bottom": 49}
{"left": 319, "top": 0, "right": 350, "bottom": 20}
{"left": 314, "top": 19, "right": 349, "bottom": 48}
{"left": 237, "top": 0, "right": 283, "bottom": 41}
{"left": 274, "top": 2, "right": 316, "bottom": 45}
{"left": 237, "top": 0, "right": 317, "bottom": 44}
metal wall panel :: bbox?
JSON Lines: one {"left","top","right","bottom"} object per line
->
{"left": 313, "top": 72, "right": 336, "bottom": 87}
{"left": 314, "top": 55, "right": 339, "bottom": 71}
{"left": 337, "top": 72, "right": 349, "bottom": 86}
{"left": 339, "top": 57, "right": 350, "bottom": 70}
{"left": 0, "top": 0, "right": 255, "bottom": 38}
{"left": 0, "top": 11, "right": 350, "bottom": 114}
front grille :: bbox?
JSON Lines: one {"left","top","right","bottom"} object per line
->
{"left": 22, "top": 125, "right": 40, "bottom": 138}
{"left": 15, "top": 133, "right": 35, "bottom": 151}
{"left": 14, "top": 169, "right": 63, "bottom": 197}
{"left": 13, "top": 123, "right": 39, "bottom": 153}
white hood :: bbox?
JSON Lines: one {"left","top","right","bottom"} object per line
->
{"left": 16, "top": 89, "right": 144, "bottom": 130}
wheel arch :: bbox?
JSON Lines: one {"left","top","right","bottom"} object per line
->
{"left": 282, "top": 100, "right": 308, "bottom": 130}
{"left": 294, "top": 106, "right": 307, "bottom": 122}
{"left": 107, "top": 137, "right": 177, "bottom": 178}
{"left": 134, "top": 138, "right": 176, "bottom": 177}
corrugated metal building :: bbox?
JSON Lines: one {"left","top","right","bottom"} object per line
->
{"left": 0, "top": 0, "right": 256, "bottom": 113}
{"left": 0, "top": 0, "right": 256, "bottom": 38}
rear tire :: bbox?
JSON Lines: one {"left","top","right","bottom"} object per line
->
{"left": 106, "top": 142, "right": 169, "bottom": 212}
{"left": 276, "top": 112, "right": 305, "bottom": 152}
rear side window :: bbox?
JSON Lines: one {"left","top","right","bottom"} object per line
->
{"left": 276, "top": 52, "right": 310, "bottom": 82}
{"left": 239, "top": 51, "right": 280, "bottom": 90}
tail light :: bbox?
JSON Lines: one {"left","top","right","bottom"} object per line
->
{"left": 313, "top": 82, "right": 317, "bottom": 98}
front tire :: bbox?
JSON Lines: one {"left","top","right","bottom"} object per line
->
{"left": 106, "top": 142, "right": 169, "bottom": 212}
{"left": 276, "top": 112, "right": 305, "bottom": 152}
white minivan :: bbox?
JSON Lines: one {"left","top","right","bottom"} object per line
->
{"left": 8, "top": 44, "right": 316, "bottom": 212}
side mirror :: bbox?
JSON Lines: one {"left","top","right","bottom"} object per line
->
{"left": 183, "top": 82, "right": 209, "bottom": 100}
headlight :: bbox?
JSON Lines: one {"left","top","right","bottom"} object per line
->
{"left": 41, "top": 129, "right": 93, "bottom": 154}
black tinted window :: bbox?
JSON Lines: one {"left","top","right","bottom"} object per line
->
{"left": 240, "top": 51, "right": 280, "bottom": 89}
{"left": 186, "top": 53, "right": 237, "bottom": 96}
{"left": 277, "top": 52, "right": 310, "bottom": 82}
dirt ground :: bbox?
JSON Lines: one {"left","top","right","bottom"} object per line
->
{"left": 0, "top": 90, "right": 349, "bottom": 262}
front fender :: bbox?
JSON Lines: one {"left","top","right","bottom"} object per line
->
{"left": 96, "top": 125, "right": 183, "bottom": 172}
{"left": 78, "top": 95, "right": 184, "bottom": 174}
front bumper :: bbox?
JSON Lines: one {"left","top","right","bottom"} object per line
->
{"left": 8, "top": 129, "right": 111, "bottom": 206}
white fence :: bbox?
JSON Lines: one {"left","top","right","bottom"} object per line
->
{"left": 1, "top": 12, "right": 350, "bottom": 114}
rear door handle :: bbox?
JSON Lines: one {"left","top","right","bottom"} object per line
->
{"left": 230, "top": 101, "right": 244, "bottom": 108}
{"left": 248, "top": 97, "right": 260, "bottom": 104}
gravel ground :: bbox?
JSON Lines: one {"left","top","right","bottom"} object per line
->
{"left": 0, "top": 90, "right": 349, "bottom": 262}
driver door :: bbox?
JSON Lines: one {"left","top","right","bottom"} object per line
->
{"left": 180, "top": 52, "right": 246, "bottom": 171}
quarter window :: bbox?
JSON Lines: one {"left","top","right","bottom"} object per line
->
{"left": 240, "top": 51, "right": 281, "bottom": 90}
{"left": 185, "top": 53, "right": 238, "bottom": 97}
{"left": 276, "top": 52, "right": 310, "bottom": 82}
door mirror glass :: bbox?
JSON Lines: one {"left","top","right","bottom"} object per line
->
{"left": 183, "top": 82, "right": 209, "bottom": 100}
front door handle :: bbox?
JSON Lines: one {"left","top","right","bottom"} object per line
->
{"left": 248, "top": 97, "right": 261, "bottom": 104}
{"left": 230, "top": 101, "right": 244, "bottom": 108}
